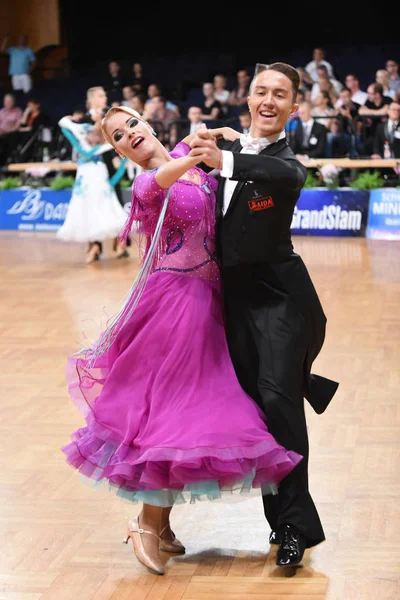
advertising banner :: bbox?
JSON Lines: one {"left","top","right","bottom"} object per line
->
{"left": 291, "top": 188, "right": 370, "bottom": 237}
{"left": 366, "top": 188, "right": 400, "bottom": 240}
{"left": 0, "top": 188, "right": 71, "bottom": 231}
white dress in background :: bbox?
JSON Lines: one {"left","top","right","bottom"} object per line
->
{"left": 56, "top": 117, "right": 128, "bottom": 243}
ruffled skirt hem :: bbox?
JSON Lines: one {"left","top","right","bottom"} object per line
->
{"left": 61, "top": 415, "right": 302, "bottom": 506}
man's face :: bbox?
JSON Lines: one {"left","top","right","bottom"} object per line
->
{"left": 313, "top": 48, "right": 324, "bottom": 62}
{"left": 388, "top": 102, "right": 400, "bottom": 121}
{"left": 4, "top": 95, "right": 14, "bottom": 109}
{"left": 340, "top": 91, "right": 351, "bottom": 106}
{"left": 239, "top": 114, "right": 251, "bottom": 129}
{"left": 247, "top": 69, "right": 297, "bottom": 138}
{"left": 386, "top": 61, "right": 398, "bottom": 75}
{"left": 188, "top": 107, "right": 202, "bottom": 123}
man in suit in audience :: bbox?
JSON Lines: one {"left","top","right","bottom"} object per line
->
{"left": 371, "top": 101, "right": 400, "bottom": 158}
{"left": 289, "top": 101, "right": 327, "bottom": 158}
{"left": 189, "top": 62, "right": 338, "bottom": 568}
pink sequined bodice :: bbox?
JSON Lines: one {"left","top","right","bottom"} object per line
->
{"left": 132, "top": 142, "right": 220, "bottom": 284}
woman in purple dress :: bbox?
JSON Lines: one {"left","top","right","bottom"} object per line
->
{"left": 61, "top": 106, "right": 302, "bottom": 575}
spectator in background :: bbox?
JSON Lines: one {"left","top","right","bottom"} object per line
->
{"left": 237, "top": 108, "right": 251, "bottom": 133}
{"left": 1, "top": 34, "right": 36, "bottom": 94}
{"left": 142, "top": 95, "right": 178, "bottom": 146}
{"left": 296, "top": 66, "right": 312, "bottom": 101}
{"left": 184, "top": 105, "right": 204, "bottom": 134}
{"left": 310, "top": 65, "right": 342, "bottom": 104}
{"left": 375, "top": 69, "right": 396, "bottom": 99}
{"left": 130, "top": 62, "right": 149, "bottom": 95}
{"left": 104, "top": 60, "right": 126, "bottom": 100}
{"left": 213, "top": 73, "right": 230, "bottom": 116}
{"left": 131, "top": 92, "right": 146, "bottom": 116}
{"left": 385, "top": 59, "right": 400, "bottom": 96}
{"left": 18, "top": 97, "right": 43, "bottom": 132}
{"left": 304, "top": 47, "right": 335, "bottom": 84}
{"left": 227, "top": 68, "right": 251, "bottom": 115}
{"left": 199, "top": 82, "right": 223, "bottom": 122}
{"left": 311, "top": 90, "right": 335, "bottom": 131}
{"left": 359, "top": 82, "right": 392, "bottom": 155}
{"left": 289, "top": 100, "right": 327, "bottom": 159}
{"left": 329, "top": 86, "right": 361, "bottom": 157}
{"left": 0, "top": 93, "right": 23, "bottom": 165}
{"left": 145, "top": 83, "right": 180, "bottom": 117}
{"left": 0, "top": 97, "right": 44, "bottom": 165}
{"left": 342, "top": 73, "right": 368, "bottom": 106}
{"left": 371, "top": 101, "right": 400, "bottom": 159}
{"left": 169, "top": 105, "right": 204, "bottom": 148}
{"left": 121, "top": 85, "right": 136, "bottom": 107}
{"left": 0, "top": 93, "right": 23, "bottom": 135}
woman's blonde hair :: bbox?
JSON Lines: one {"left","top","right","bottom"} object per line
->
{"left": 101, "top": 105, "right": 145, "bottom": 147}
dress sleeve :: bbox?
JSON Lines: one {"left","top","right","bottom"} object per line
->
{"left": 133, "top": 169, "right": 164, "bottom": 205}
{"left": 170, "top": 141, "right": 191, "bottom": 158}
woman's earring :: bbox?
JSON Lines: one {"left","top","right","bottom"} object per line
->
{"left": 151, "top": 129, "right": 157, "bottom": 136}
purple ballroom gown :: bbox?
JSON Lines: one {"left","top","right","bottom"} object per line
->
{"left": 61, "top": 142, "right": 302, "bottom": 506}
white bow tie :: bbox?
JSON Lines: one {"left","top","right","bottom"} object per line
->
{"left": 239, "top": 133, "right": 269, "bottom": 153}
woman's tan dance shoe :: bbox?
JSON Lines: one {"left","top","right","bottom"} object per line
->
{"left": 122, "top": 517, "right": 165, "bottom": 575}
{"left": 159, "top": 524, "right": 186, "bottom": 553}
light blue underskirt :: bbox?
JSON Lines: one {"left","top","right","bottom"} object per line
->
{"left": 80, "top": 473, "right": 278, "bottom": 507}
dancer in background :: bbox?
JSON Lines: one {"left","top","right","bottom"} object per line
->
{"left": 61, "top": 106, "right": 302, "bottom": 576}
{"left": 56, "top": 116, "right": 128, "bottom": 263}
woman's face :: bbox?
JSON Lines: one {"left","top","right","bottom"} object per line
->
{"left": 104, "top": 111, "right": 156, "bottom": 160}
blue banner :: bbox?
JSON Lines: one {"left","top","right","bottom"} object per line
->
{"left": 291, "top": 188, "right": 369, "bottom": 236}
{"left": 0, "top": 189, "right": 71, "bottom": 231}
{"left": 366, "top": 188, "right": 400, "bottom": 240}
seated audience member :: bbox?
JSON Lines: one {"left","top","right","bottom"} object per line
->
{"left": 359, "top": 83, "right": 392, "bottom": 155}
{"left": 385, "top": 59, "right": 400, "bottom": 97}
{"left": 238, "top": 108, "right": 251, "bottom": 133}
{"left": 0, "top": 97, "right": 44, "bottom": 164}
{"left": 213, "top": 73, "right": 230, "bottom": 116}
{"left": 311, "top": 90, "right": 335, "bottom": 131}
{"left": 342, "top": 73, "right": 368, "bottom": 106}
{"left": 121, "top": 85, "right": 136, "bottom": 107}
{"left": 371, "top": 101, "right": 400, "bottom": 159}
{"left": 169, "top": 105, "right": 204, "bottom": 149}
{"left": 227, "top": 68, "right": 251, "bottom": 115}
{"left": 131, "top": 92, "right": 146, "bottom": 116}
{"left": 304, "top": 46, "right": 336, "bottom": 84}
{"left": 145, "top": 83, "right": 180, "bottom": 117}
{"left": 0, "top": 93, "right": 23, "bottom": 134}
{"left": 130, "top": 62, "right": 149, "bottom": 95}
{"left": 310, "top": 65, "right": 342, "bottom": 104}
{"left": 375, "top": 69, "right": 396, "bottom": 99}
{"left": 288, "top": 100, "right": 327, "bottom": 159}
{"left": 328, "top": 86, "right": 361, "bottom": 157}
{"left": 104, "top": 60, "right": 127, "bottom": 100}
{"left": 296, "top": 66, "right": 312, "bottom": 100}
{"left": 286, "top": 89, "right": 305, "bottom": 141}
{"left": 142, "top": 95, "right": 179, "bottom": 146}
{"left": 199, "top": 82, "right": 223, "bottom": 122}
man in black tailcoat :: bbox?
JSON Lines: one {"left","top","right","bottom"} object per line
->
{"left": 189, "top": 62, "right": 339, "bottom": 568}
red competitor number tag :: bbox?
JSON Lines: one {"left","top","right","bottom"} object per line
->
{"left": 248, "top": 196, "right": 275, "bottom": 211}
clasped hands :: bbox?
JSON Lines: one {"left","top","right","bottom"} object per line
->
{"left": 189, "top": 125, "right": 239, "bottom": 169}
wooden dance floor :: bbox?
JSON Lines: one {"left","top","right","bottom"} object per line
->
{"left": 1, "top": 231, "right": 399, "bottom": 600}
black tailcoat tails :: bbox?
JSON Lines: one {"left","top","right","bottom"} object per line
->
{"left": 216, "top": 137, "right": 339, "bottom": 547}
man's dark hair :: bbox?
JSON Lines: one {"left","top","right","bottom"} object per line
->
{"left": 252, "top": 62, "right": 300, "bottom": 102}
